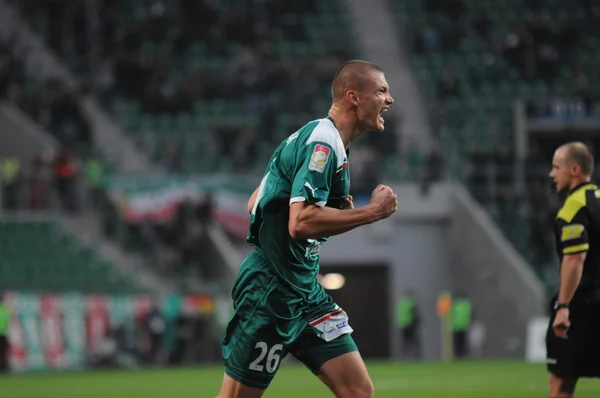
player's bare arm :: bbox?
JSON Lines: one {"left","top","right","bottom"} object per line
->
{"left": 289, "top": 185, "right": 397, "bottom": 240}
{"left": 248, "top": 187, "right": 259, "bottom": 214}
{"left": 558, "top": 252, "right": 587, "bottom": 305}
{"left": 553, "top": 251, "right": 587, "bottom": 338}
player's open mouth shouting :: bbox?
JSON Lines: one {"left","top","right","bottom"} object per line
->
{"left": 378, "top": 106, "right": 389, "bottom": 126}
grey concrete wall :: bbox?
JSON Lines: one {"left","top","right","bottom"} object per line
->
{"left": 449, "top": 184, "right": 546, "bottom": 357}
{"left": 0, "top": 102, "right": 58, "bottom": 163}
{"left": 321, "top": 214, "right": 452, "bottom": 360}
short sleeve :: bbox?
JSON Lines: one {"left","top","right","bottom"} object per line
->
{"left": 290, "top": 142, "right": 337, "bottom": 207}
{"left": 557, "top": 209, "right": 590, "bottom": 255}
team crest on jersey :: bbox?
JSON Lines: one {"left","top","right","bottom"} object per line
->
{"left": 309, "top": 145, "right": 331, "bottom": 173}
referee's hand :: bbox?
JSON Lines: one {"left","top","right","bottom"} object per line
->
{"left": 553, "top": 308, "right": 570, "bottom": 339}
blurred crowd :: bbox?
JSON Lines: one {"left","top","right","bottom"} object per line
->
{"left": 1, "top": 36, "right": 107, "bottom": 214}
{"left": 11, "top": 0, "right": 387, "bottom": 172}
{"left": 409, "top": 0, "right": 600, "bottom": 285}
{"left": 0, "top": 40, "right": 92, "bottom": 150}
{"left": 412, "top": 0, "right": 600, "bottom": 94}
{"left": 1, "top": 0, "right": 414, "bottom": 206}
{"left": 0, "top": 148, "right": 107, "bottom": 214}
{"left": 89, "top": 302, "right": 216, "bottom": 369}
{"left": 101, "top": 192, "right": 216, "bottom": 284}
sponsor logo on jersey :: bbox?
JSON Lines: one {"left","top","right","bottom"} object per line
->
{"left": 561, "top": 224, "right": 584, "bottom": 241}
{"left": 308, "top": 145, "right": 331, "bottom": 173}
{"left": 304, "top": 239, "right": 322, "bottom": 260}
{"left": 304, "top": 182, "right": 317, "bottom": 197}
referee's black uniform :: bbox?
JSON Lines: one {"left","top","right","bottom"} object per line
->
{"left": 546, "top": 182, "right": 600, "bottom": 378}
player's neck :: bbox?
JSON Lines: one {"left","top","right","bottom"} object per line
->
{"left": 569, "top": 177, "right": 592, "bottom": 192}
{"left": 327, "top": 107, "right": 360, "bottom": 149}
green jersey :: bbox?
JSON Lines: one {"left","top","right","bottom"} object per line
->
{"left": 247, "top": 116, "right": 350, "bottom": 300}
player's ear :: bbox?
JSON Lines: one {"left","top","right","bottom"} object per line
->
{"left": 346, "top": 90, "right": 359, "bottom": 106}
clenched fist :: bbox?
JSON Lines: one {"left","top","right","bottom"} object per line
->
{"left": 369, "top": 184, "right": 398, "bottom": 220}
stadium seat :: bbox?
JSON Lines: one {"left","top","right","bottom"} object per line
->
{"left": 0, "top": 220, "right": 145, "bottom": 293}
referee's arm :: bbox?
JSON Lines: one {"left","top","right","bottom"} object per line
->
{"left": 558, "top": 252, "right": 587, "bottom": 305}
{"left": 557, "top": 214, "right": 589, "bottom": 305}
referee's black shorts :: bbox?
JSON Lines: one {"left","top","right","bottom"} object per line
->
{"left": 546, "top": 293, "right": 600, "bottom": 378}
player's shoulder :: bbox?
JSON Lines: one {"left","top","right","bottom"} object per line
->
{"left": 302, "top": 118, "right": 339, "bottom": 147}
{"left": 557, "top": 184, "right": 598, "bottom": 223}
{"left": 299, "top": 118, "right": 345, "bottom": 163}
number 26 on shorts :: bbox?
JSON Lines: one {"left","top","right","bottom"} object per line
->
{"left": 249, "top": 342, "right": 283, "bottom": 373}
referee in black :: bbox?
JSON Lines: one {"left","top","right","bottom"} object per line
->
{"left": 546, "top": 142, "right": 600, "bottom": 397}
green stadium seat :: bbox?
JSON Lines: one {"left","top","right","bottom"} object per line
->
{"left": 0, "top": 220, "right": 143, "bottom": 293}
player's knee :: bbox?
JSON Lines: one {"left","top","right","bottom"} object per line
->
{"left": 336, "top": 377, "right": 374, "bottom": 398}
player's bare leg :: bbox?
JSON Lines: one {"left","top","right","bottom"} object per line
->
{"left": 316, "top": 351, "right": 374, "bottom": 398}
{"left": 216, "top": 373, "right": 265, "bottom": 398}
{"left": 548, "top": 372, "right": 578, "bottom": 398}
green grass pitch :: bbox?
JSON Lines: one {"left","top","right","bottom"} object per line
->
{"left": 2, "top": 361, "right": 599, "bottom": 397}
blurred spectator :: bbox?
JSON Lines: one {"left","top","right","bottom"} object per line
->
{"left": 407, "top": 143, "right": 424, "bottom": 177}
{"left": 144, "top": 303, "right": 166, "bottom": 365}
{"left": 89, "top": 328, "right": 118, "bottom": 369}
{"left": 197, "top": 192, "right": 214, "bottom": 227}
{"left": 0, "top": 156, "right": 21, "bottom": 210}
{"left": 503, "top": 24, "right": 536, "bottom": 78}
{"left": 493, "top": 143, "right": 513, "bottom": 190}
{"left": 171, "top": 315, "right": 194, "bottom": 364}
{"left": 420, "top": 147, "right": 445, "bottom": 196}
{"left": 54, "top": 148, "right": 78, "bottom": 213}
{"left": 437, "top": 68, "right": 460, "bottom": 100}
{"left": 85, "top": 154, "right": 106, "bottom": 210}
{"left": 472, "top": 11, "right": 492, "bottom": 41}
{"left": 27, "top": 154, "right": 51, "bottom": 210}
{"left": 395, "top": 290, "right": 421, "bottom": 360}
{"left": 113, "top": 323, "right": 140, "bottom": 368}
{"left": 231, "top": 128, "right": 257, "bottom": 172}
{"left": 452, "top": 293, "right": 473, "bottom": 359}
{"left": 0, "top": 291, "right": 9, "bottom": 373}
{"left": 163, "top": 138, "right": 183, "bottom": 173}
{"left": 411, "top": 25, "right": 425, "bottom": 54}
{"left": 468, "top": 144, "right": 491, "bottom": 204}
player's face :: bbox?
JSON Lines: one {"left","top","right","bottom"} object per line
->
{"left": 356, "top": 71, "right": 394, "bottom": 132}
{"left": 550, "top": 148, "right": 573, "bottom": 193}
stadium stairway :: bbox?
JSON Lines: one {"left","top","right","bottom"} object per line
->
{"left": 345, "top": 0, "right": 433, "bottom": 153}
{"left": 59, "top": 214, "right": 171, "bottom": 293}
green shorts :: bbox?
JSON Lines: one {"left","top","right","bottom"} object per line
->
{"left": 222, "top": 252, "right": 357, "bottom": 389}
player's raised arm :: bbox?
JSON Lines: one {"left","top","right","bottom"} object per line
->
{"left": 289, "top": 185, "right": 397, "bottom": 240}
